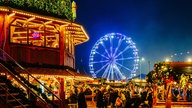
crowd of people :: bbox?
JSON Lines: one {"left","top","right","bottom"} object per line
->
{"left": 67, "top": 82, "right": 153, "bottom": 108}
{"left": 94, "top": 85, "right": 153, "bottom": 108}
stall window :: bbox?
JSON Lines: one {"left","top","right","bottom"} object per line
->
{"left": 10, "top": 26, "right": 27, "bottom": 44}
{"left": 10, "top": 19, "right": 59, "bottom": 48}
{"left": 65, "top": 32, "right": 74, "bottom": 55}
{"left": 65, "top": 35, "right": 69, "bottom": 51}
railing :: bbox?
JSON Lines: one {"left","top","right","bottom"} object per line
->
{"left": 0, "top": 80, "right": 26, "bottom": 108}
{"left": 0, "top": 63, "right": 48, "bottom": 108}
{"left": 68, "top": 103, "right": 78, "bottom": 108}
{"left": 0, "top": 48, "right": 63, "bottom": 108}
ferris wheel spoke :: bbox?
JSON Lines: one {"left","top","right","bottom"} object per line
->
{"left": 95, "top": 62, "right": 110, "bottom": 74}
{"left": 113, "top": 37, "right": 123, "bottom": 57}
{"left": 100, "top": 43, "right": 111, "bottom": 57}
{"left": 110, "top": 36, "right": 113, "bottom": 57}
{"left": 107, "top": 64, "right": 114, "bottom": 79}
{"left": 102, "top": 64, "right": 111, "bottom": 78}
{"left": 116, "top": 57, "right": 136, "bottom": 61}
{"left": 113, "top": 64, "right": 124, "bottom": 79}
{"left": 95, "top": 51, "right": 109, "bottom": 59}
{"left": 114, "top": 45, "right": 131, "bottom": 58}
{"left": 110, "top": 64, "right": 115, "bottom": 80}
{"left": 112, "top": 67, "right": 118, "bottom": 80}
{"left": 115, "top": 62, "right": 132, "bottom": 72}
{"left": 91, "top": 59, "right": 109, "bottom": 64}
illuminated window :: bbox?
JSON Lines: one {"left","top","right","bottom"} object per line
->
{"left": 10, "top": 19, "right": 59, "bottom": 48}
{"left": 65, "top": 28, "right": 75, "bottom": 55}
{"left": 65, "top": 34, "right": 75, "bottom": 55}
{"left": 65, "top": 35, "right": 69, "bottom": 51}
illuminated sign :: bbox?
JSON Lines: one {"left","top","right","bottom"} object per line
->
{"left": 32, "top": 32, "right": 40, "bottom": 39}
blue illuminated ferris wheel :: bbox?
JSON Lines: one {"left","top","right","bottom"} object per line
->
{"left": 89, "top": 33, "right": 139, "bottom": 81}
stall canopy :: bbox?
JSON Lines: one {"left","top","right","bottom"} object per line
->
{"left": 17, "top": 67, "right": 93, "bottom": 81}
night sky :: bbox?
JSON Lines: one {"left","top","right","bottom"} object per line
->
{"left": 74, "top": 0, "right": 192, "bottom": 76}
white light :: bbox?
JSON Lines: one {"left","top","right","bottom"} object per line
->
{"left": 187, "top": 58, "right": 192, "bottom": 62}
{"left": 165, "top": 58, "right": 170, "bottom": 62}
{"left": 141, "top": 57, "right": 145, "bottom": 61}
{"left": 122, "top": 76, "right": 126, "bottom": 79}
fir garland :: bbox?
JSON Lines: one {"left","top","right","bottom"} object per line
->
{"left": 0, "top": 0, "right": 73, "bottom": 21}
{"left": 146, "top": 62, "right": 182, "bottom": 86}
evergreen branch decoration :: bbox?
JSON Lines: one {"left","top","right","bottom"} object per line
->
{"left": 146, "top": 62, "right": 182, "bottom": 86}
{"left": 0, "top": 0, "right": 73, "bottom": 21}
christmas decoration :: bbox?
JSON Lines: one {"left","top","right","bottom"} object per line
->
{"left": 0, "top": 0, "right": 73, "bottom": 21}
{"left": 146, "top": 62, "right": 182, "bottom": 86}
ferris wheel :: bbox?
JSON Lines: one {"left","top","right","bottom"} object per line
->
{"left": 89, "top": 33, "right": 139, "bottom": 81}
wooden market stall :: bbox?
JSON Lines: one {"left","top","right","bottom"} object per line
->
{"left": 18, "top": 67, "right": 93, "bottom": 99}
{"left": 0, "top": 1, "right": 91, "bottom": 107}
{"left": 0, "top": 5, "right": 89, "bottom": 68}
{"left": 151, "top": 62, "right": 192, "bottom": 107}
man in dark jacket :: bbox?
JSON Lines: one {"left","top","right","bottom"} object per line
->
{"left": 96, "top": 89, "right": 104, "bottom": 108}
{"left": 109, "top": 89, "right": 117, "bottom": 108}
{"left": 78, "top": 87, "right": 87, "bottom": 108}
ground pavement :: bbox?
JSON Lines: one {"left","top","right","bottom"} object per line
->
{"left": 86, "top": 101, "right": 192, "bottom": 108}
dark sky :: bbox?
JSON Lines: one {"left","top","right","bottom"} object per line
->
{"left": 74, "top": 0, "right": 192, "bottom": 75}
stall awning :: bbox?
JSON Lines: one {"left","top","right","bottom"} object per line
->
{"left": 18, "top": 67, "right": 93, "bottom": 81}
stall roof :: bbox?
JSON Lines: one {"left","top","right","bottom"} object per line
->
{"left": 165, "top": 62, "right": 192, "bottom": 74}
{"left": 16, "top": 66, "right": 93, "bottom": 81}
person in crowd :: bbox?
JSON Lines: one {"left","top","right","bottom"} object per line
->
{"left": 172, "top": 88, "right": 179, "bottom": 102}
{"left": 119, "top": 91, "right": 126, "bottom": 107}
{"left": 96, "top": 89, "right": 104, "bottom": 108}
{"left": 68, "top": 90, "right": 78, "bottom": 108}
{"left": 109, "top": 89, "right": 117, "bottom": 108}
{"left": 187, "top": 88, "right": 192, "bottom": 102}
{"left": 130, "top": 93, "right": 141, "bottom": 108}
{"left": 147, "top": 88, "right": 153, "bottom": 108}
{"left": 180, "top": 88, "right": 184, "bottom": 100}
{"left": 140, "top": 87, "right": 148, "bottom": 104}
{"left": 124, "top": 89, "right": 131, "bottom": 108}
{"left": 78, "top": 87, "right": 87, "bottom": 108}
{"left": 74, "top": 86, "right": 78, "bottom": 96}
{"left": 102, "top": 88, "right": 108, "bottom": 108}
{"left": 115, "top": 96, "right": 123, "bottom": 108}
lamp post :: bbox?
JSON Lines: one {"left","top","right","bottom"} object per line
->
{"left": 139, "top": 57, "right": 145, "bottom": 79}
{"left": 148, "top": 60, "right": 151, "bottom": 72}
